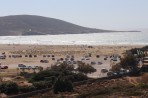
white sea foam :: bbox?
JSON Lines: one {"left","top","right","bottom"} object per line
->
{"left": 0, "top": 31, "right": 147, "bottom": 45}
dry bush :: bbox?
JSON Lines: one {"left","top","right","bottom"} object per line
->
{"left": 141, "top": 73, "right": 148, "bottom": 84}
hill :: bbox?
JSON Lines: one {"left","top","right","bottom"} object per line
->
{"left": 31, "top": 74, "right": 148, "bottom": 98}
{"left": 0, "top": 15, "right": 115, "bottom": 36}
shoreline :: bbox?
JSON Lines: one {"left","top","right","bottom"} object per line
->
{"left": 0, "top": 43, "right": 146, "bottom": 46}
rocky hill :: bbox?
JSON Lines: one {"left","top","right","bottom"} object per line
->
{"left": 0, "top": 15, "right": 115, "bottom": 36}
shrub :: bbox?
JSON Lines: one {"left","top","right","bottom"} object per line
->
{"left": 33, "top": 81, "right": 52, "bottom": 90}
{"left": 0, "top": 82, "right": 18, "bottom": 94}
{"left": 67, "top": 73, "right": 88, "bottom": 82}
{"left": 53, "top": 76, "right": 73, "bottom": 94}
{"left": 20, "top": 72, "right": 34, "bottom": 78}
{"left": 19, "top": 86, "right": 36, "bottom": 93}
{"left": 77, "top": 88, "right": 111, "bottom": 98}
{"left": 0, "top": 82, "right": 6, "bottom": 93}
{"left": 30, "top": 69, "right": 88, "bottom": 83}
{"left": 125, "top": 91, "right": 143, "bottom": 96}
{"left": 141, "top": 73, "right": 148, "bottom": 84}
{"left": 30, "top": 70, "right": 60, "bottom": 82}
{"left": 77, "top": 62, "right": 96, "bottom": 74}
{"left": 140, "top": 66, "right": 148, "bottom": 72}
{"left": 45, "top": 76, "right": 56, "bottom": 84}
{"left": 129, "top": 68, "right": 140, "bottom": 76}
{"left": 130, "top": 48, "right": 139, "bottom": 54}
{"left": 51, "top": 62, "right": 74, "bottom": 71}
{"left": 111, "top": 63, "right": 121, "bottom": 72}
{"left": 137, "top": 83, "right": 148, "bottom": 89}
{"left": 120, "top": 55, "right": 138, "bottom": 70}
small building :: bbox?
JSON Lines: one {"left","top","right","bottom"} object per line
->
{"left": 142, "top": 56, "right": 148, "bottom": 66}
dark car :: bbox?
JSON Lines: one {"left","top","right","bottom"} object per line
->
{"left": 98, "top": 62, "right": 103, "bottom": 65}
{"left": 101, "top": 68, "right": 108, "bottom": 73}
{"left": 0, "top": 66, "right": 8, "bottom": 69}
{"left": 18, "top": 64, "right": 26, "bottom": 68}
{"left": 96, "top": 55, "right": 100, "bottom": 58}
{"left": 91, "top": 61, "right": 96, "bottom": 65}
{"left": 107, "top": 71, "right": 113, "bottom": 76}
{"left": 40, "top": 60, "right": 49, "bottom": 63}
{"left": 104, "top": 58, "right": 107, "bottom": 60}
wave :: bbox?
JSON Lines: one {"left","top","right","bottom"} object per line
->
{"left": 0, "top": 32, "right": 148, "bottom": 45}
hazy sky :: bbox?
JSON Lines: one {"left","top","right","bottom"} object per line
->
{"left": 0, "top": 0, "right": 148, "bottom": 30}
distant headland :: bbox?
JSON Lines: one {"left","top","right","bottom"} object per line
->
{"left": 0, "top": 15, "right": 140, "bottom": 36}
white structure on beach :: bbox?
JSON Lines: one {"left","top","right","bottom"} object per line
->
{"left": 143, "top": 56, "right": 148, "bottom": 66}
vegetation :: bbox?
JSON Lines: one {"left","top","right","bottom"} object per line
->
{"left": 19, "top": 86, "right": 36, "bottom": 93}
{"left": 30, "top": 70, "right": 60, "bottom": 82}
{"left": 51, "top": 62, "right": 74, "bottom": 72}
{"left": 111, "top": 63, "right": 121, "bottom": 72}
{"left": 120, "top": 55, "right": 138, "bottom": 70}
{"left": 27, "top": 62, "right": 89, "bottom": 94}
{"left": 53, "top": 76, "right": 73, "bottom": 94}
{"left": 20, "top": 72, "right": 35, "bottom": 78}
{"left": 33, "top": 81, "right": 52, "bottom": 90}
{"left": 30, "top": 62, "right": 88, "bottom": 83}
{"left": 77, "top": 88, "right": 111, "bottom": 98}
{"left": 0, "top": 82, "right": 18, "bottom": 94}
{"left": 77, "top": 81, "right": 147, "bottom": 98}
{"left": 141, "top": 73, "right": 148, "bottom": 84}
{"left": 30, "top": 69, "right": 88, "bottom": 83}
{"left": 141, "top": 66, "right": 148, "bottom": 72}
{"left": 77, "top": 62, "right": 96, "bottom": 74}
{"left": 66, "top": 73, "right": 88, "bottom": 83}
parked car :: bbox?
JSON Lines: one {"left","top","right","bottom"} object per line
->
{"left": 91, "top": 61, "right": 96, "bottom": 65}
{"left": 86, "top": 58, "right": 90, "bottom": 60}
{"left": 73, "top": 61, "right": 77, "bottom": 64}
{"left": 96, "top": 55, "right": 100, "bottom": 58}
{"left": 26, "top": 66, "right": 32, "bottom": 69}
{"left": 18, "top": 64, "right": 26, "bottom": 68}
{"left": 101, "top": 68, "right": 108, "bottom": 73}
{"left": 104, "top": 58, "right": 107, "bottom": 60}
{"left": 32, "top": 66, "right": 39, "bottom": 69}
{"left": 98, "top": 62, "right": 103, "bottom": 65}
{"left": 111, "top": 57, "right": 117, "bottom": 61}
{"left": 0, "top": 66, "right": 8, "bottom": 69}
{"left": 40, "top": 60, "right": 49, "bottom": 63}
{"left": 52, "top": 55, "right": 55, "bottom": 57}
{"left": 81, "top": 57, "right": 85, "bottom": 60}
{"left": 119, "top": 69, "right": 128, "bottom": 74}
{"left": 0, "top": 54, "right": 6, "bottom": 59}
{"left": 67, "top": 61, "right": 73, "bottom": 65}
{"left": 113, "top": 72, "right": 119, "bottom": 75}
{"left": 70, "top": 58, "right": 74, "bottom": 61}
{"left": 107, "top": 71, "right": 113, "bottom": 76}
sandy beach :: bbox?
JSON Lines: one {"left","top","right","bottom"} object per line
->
{"left": 0, "top": 44, "right": 144, "bottom": 78}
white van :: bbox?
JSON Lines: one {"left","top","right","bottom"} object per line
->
{"left": 0, "top": 54, "right": 6, "bottom": 59}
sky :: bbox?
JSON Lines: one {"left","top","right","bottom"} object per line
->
{"left": 0, "top": 0, "right": 148, "bottom": 30}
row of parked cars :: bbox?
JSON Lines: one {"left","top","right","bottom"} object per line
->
{"left": 103, "top": 56, "right": 119, "bottom": 61}
{"left": 101, "top": 68, "right": 129, "bottom": 76}
{"left": 107, "top": 69, "right": 129, "bottom": 76}
{"left": 18, "top": 64, "right": 39, "bottom": 69}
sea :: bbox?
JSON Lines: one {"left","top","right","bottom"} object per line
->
{"left": 0, "top": 31, "right": 148, "bottom": 45}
